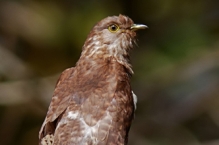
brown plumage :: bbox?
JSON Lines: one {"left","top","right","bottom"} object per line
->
{"left": 39, "top": 14, "right": 147, "bottom": 145}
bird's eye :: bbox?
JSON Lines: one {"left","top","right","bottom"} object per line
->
{"left": 108, "top": 24, "right": 119, "bottom": 32}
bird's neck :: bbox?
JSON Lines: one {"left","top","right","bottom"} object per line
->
{"left": 76, "top": 41, "right": 133, "bottom": 75}
{"left": 77, "top": 52, "right": 133, "bottom": 75}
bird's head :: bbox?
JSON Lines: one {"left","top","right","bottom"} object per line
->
{"left": 91, "top": 14, "right": 147, "bottom": 47}
{"left": 80, "top": 14, "right": 147, "bottom": 73}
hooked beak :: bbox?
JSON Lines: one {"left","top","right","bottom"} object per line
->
{"left": 131, "top": 24, "right": 148, "bottom": 31}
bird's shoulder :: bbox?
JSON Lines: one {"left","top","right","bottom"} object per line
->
{"left": 48, "top": 67, "right": 75, "bottom": 119}
{"left": 39, "top": 67, "right": 75, "bottom": 139}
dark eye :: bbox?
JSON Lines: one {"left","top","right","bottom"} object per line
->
{"left": 108, "top": 24, "right": 119, "bottom": 32}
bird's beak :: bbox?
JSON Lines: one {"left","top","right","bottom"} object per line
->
{"left": 131, "top": 24, "right": 148, "bottom": 31}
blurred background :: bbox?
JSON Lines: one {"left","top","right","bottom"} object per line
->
{"left": 0, "top": 0, "right": 219, "bottom": 145}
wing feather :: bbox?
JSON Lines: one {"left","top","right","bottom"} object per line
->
{"left": 39, "top": 67, "right": 75, "bottom": 139}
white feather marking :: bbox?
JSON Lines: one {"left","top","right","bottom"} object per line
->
{"left": 94, "top": 41, "right": 100, "bottom": 45}
{"left": 80, "top": 118, "right": 99, "bottom": 143}
{"left": 132, "top": 91, "right": 137, "bottom": 110}
{"left": 88, "top": 46, "right": 100, "bottom": 57}
{"left": 68, "top": 111, "right": 79, "bottom": 119}
{"left": 122, "top": 40, "right": 126, "bottom": 48}
{"left": 86, "top": 44, "right": 93, "bottom": 49}
{"left": 79, "top": 111, "right": 112, "bottom": 143}
{"left": 130, "top": 40, "right": 132, "bottom": 46}
{"left": 88, "top": 37, "right": 92, "bottom": 41}
{"left": 93, "top": 35, "right": 98, "bottom": 41}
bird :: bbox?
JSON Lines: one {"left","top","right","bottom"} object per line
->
{"left": 39, "top": 14, "right": 147, "bottom": 145}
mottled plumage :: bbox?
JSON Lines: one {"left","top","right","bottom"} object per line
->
{"left": 39, "top": 14, "right": 147, "bottom": 145}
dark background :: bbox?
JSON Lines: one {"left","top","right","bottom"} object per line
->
{"left": 0, "top": 0, "right": 219, "bottom": 145}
